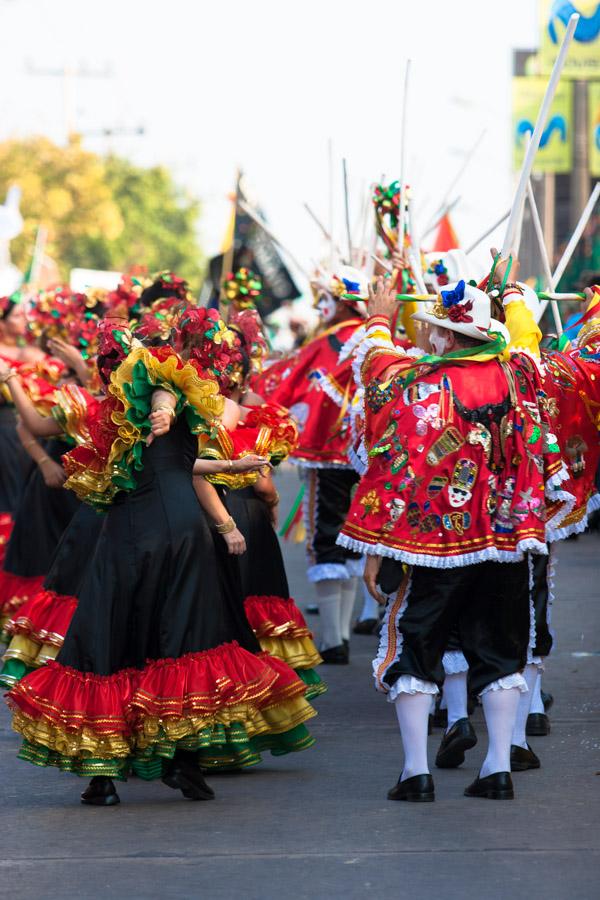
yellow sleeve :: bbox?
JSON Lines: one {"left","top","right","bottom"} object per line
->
{"left": 502, "top": 299, "right": 542, "bottom": 359}
{"left": 401, "top": 300, "right": 418, "bottom": 346}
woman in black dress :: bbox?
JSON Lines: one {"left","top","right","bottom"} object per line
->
{"left": 2, "top": 326, "right": 318, "bottom": 806}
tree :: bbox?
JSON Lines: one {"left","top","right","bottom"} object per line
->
{"left": 0, "top": 135, "right": 203, "bottom": 288}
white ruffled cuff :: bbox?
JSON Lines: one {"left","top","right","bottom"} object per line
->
{"left": 479, "top": 673, "right": 528, "bottom": 696}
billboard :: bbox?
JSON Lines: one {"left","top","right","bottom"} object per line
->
{"left": 589, "top": 81, "right": 600, "bottom": 176}
{"left": 539, "top": 0, "right": 600, "bottom": 79}
{"left": 512, "top": 77, "right": 573, "bottom": 172}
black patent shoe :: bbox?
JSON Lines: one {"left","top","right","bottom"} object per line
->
{"left": 162, "top": 760, "right": 215, "bottom": 801}
{"left": 353, "top": 618, "right": 378, "bottom": 635}
{"left": 80, "top": 776, "right": 120, "bottom": 806}
{"left": 464, "top": 771, "right": 514, "bottom": 800}
{"left": 526, "top": 712, "right": 551, "bottom": 736}
{"left": 435, "top": 718, "right": 478, "bottom": 769}
{"left": 388, "top": 773, "right": 435, "bottom": 802}
{"left": 541, "top": 690, "right": 554, "bottom": 711}
{"left": 510, "top": 743, "right": 541, "bottom": 771}
{"left": 320, "top": 644, "right": 349, "bottom": 665}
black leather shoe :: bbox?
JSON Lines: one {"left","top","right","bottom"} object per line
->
{"left": 320, "top": 644, "right": 349, "bottom": 665}
{"left": 510, "top": 743, "right": 541, "bottom": 771}
{"left": 526, "top": 712, "right": 551, "bottom": 736}
{"left": 388, "top": 773, "right": 434, "bottom": 802}
{"left": 435, "top": 718, "right": 477, "bottom": 768}
{"left": 353, "top": 618, "right": 378, "bottom": 635}
{"left": 464, "top": 771, "right": 514, "bottom": 800}
{"left": 162, "top": 760, "right": 215, "bottom": 800}
{"left": 305, "top": 604, "right": 319, "bottom": 616}
{"left": 80, "top": 776, "right": 120, "bottom": 806}
{"left": 541, "top": 690, "right": 554, "bottom": 711}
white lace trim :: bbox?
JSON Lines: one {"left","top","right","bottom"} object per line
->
{"left": 306, "top": 563, "right": 352, "bottom": 582}
{"left": 479, "top": 673, "right": 528, "bottom": 695}
{"left": 372, "top": 577, "right": 410, "bottom": 693}
{"left": 291, "top": 458, "right": 353, "bottom": 470}
{"left": 526, "top": 553, "right": 538, "bottom": 664}
{"left": 310, "top": 370, "right": 346, "bottom": 408}
{"left": 546, "top": 491, "right": 600, "bottom": 543}
{"left": 347, "top": 439, "right": 368, "bottom": 476}
{"left": 546, "top": 544, "right": 557, "bottom": 653}
{"left": 388, "top": 675, "right": 438, "bottom": 701}
{"left": 351, "top": 332, "right": 399, "bottom": 398}
{"left": 337, "top": 532, "right": 548, "bottom": 569}
{"left": 338, "top": 323, "right": 368, "bottom": 363}
{"left": 545, "top": 462, "right": 577, "bottom": 537}
{"left": 345, "top": 557, "right": 365, "bottom": 577}
{"left": 442, "top": 650, "right": 469, "bottom": 675}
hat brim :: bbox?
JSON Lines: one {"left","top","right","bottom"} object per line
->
{"left": 411, "top": 307, "right": 510, "bottom": 346}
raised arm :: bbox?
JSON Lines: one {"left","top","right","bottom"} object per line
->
{"left": 0, "top": 362, "right": 62, "bottom": 436}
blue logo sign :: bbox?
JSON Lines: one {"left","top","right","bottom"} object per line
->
{"left": 548, "top": 1, "right": 600, "bottom": 44}
{"left": 515, "top": 115, "right": 568, "bottom": 147}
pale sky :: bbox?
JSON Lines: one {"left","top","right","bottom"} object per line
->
{"left": 0, "top": 0, "right": 542, "bottom": 281}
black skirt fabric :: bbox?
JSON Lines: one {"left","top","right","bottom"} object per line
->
{"left": 0, "top": 406, "right": 33, "bottom": 514}
{"left": 58, "top": 420, "right": 260, "bottom": 676}
{"left": 43, "top": 504, "right": 104, "bottom": 597}
{"left": 224, "top": 486, "right": 289, "bottom": 598}
{"left": 3, "top": 438, "right": 80, "bottom": 577}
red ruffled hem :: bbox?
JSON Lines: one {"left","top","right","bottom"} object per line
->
{"left": 244, "top": 596, "right": 313, "bottom": 639}
{"left": 0, "top": 572, "right": 45, "bottom": 618}
{"left": 5, "top": 590, "right": 78, "bottom": 646}
{"left": 7, "top": 641, "right": 308, "bottom": 737}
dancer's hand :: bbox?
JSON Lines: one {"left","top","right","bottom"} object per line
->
{"left": 490, "top": 247, "right": 520, "bottom": 285}
{"left": 368, "top": 276, "right": 397, "bottom": 321}
{"left": 147, "top": 408, "right": 174, "bottom": 445}
{"left": 364, "top": 554, "right": 385, "bottom": 604}
{"left": 232, "top": 454, "right": 271, "bottom": 473}
{"left": 0, "top": 358, "right": 11, "bottom": 381}
{"left": 223, "top": 527, "right": 247, "bottom": 555}
{"left": 47, "top": 337, "right": 85, "bottom": 371}
{"left": 40, "top": 458, "right": 67, "bottom": 488}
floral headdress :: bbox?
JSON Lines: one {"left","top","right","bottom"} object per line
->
{"left": 27, "top": 287, "right": 105, "bottom": 359}
{"left": 228, "top": 308, "right": 269, "bottom": 376}
{"left": 179, "top": 307, "right": 242, "bottom": 391}
{"left": 222, "top": 268, "right": 263, "bottom": 310}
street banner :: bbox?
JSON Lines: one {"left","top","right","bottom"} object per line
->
{"left": 539, "top": 0, "right": 600, "bottom": 79}
{"left": 512, "top": 76, "right": 573, "bottom": 172}
{"left": 589, "top": 80, "right": 600, "bottom": 176}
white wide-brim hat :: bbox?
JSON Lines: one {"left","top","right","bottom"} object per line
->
{"left": 412, "top": 280, "right": 510, "bottom": 346}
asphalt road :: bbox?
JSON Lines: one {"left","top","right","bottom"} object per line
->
{"left": 0, "top": 466, "right": 598, "bottom": 900}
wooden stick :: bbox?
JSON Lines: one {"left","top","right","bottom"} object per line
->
{"left": 552, "top": 181, "right": 600, "bottom": 286}
{"left": 342, "top": 158, "right": 352, "bottom": 264}
{"left": 303, "top": 202, "right": 344, "bottom": 259}
{"left": 398, "top": 59, "right": 411, "bottom": 250}
{"left": 370, "top": 253, "right": 393, "bottom": 274}
{"left": 501, "top": 13, "right": 579, "bottom": 255}
{"left": 237, "top": 198, "right": 312, "bottom": 281}
{"left": 466, "top": 210, "right": 511, "bottom": 255}
{"left": 526, "top": 180, "right": 563, "bottom": 333}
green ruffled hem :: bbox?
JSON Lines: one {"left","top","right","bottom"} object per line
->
{"left": 17, "top": 723, "right": 316, "bottom": 781}
{"left": 296, "top": 667, "right": 327, "bottom": 700}
{"left": 0, "top": 658, "right": 34, "bottom": 689}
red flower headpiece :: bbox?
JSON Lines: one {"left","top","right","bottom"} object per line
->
{"left": 180, "top": 307, "right": 242, "bottom": 391}
{"left": 27, "top": 287, "right": 105, "bottom": 359}
{"left": 228, "top": 308, "right": 269, "bottom": 374}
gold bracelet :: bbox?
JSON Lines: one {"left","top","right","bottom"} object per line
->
{"left": 228, "top": 459, "right": 234, "bottom": 471}
{"left": 215, "top": 516, "right": 236, "bottom": 534}
{"left": 0, "top": 370, "right": 17, "bottom": 385}
{"left": 37, "top": 455, "right": 51, "bottom": 466}
{"left": 151, "top": 405, "right": 176, "bottom": 419}
{"left": 23, "top": 439, "right": 38, "bottom": 449}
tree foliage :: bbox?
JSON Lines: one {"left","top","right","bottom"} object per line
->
{"left": 0, "top": 135, "right": 203, "bottom": 287}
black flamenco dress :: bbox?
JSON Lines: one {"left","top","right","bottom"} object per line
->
{"left": 7, "top": 417, "right": 317, "bottom": 780}
{"left": 0, "top": 504, "right": 103, "bottom": 687}
{"left": 0, "top": 437, "right": 80, "bottom": 633}
{"left": 0, "top": 403, "right": 32, "bottom": 515}
{"left": 225, "top": 485, "right": 325, "bottom": 699}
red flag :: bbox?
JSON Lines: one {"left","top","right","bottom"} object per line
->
{"left": 428, "top": 213, "right": 459, "bottom": 252}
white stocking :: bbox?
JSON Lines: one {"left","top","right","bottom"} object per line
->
{"left": 511, "top": 664, "right": 539, "bottom": 749}
{"left": 339, "top": 577, "right": 358, "bottom": 642}
{"left": 530, "top": 670, "right": 545, "bottom": 714}
{"left": 315, "top": 579, "right": 343, "bottom": 651}
{"left": 394, "top": 692, "right": 432, "bottom": 781}
{"left": 480, "top": 687, "right": 521, "bottom": 778}
{"left": 358, "top": 582, "right": 380, "bottom": 622}
{"left": 443, "top": 671, "right": 468, "bottom": 731}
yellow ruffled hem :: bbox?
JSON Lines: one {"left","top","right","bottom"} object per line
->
{"left": 257, "top": 636, "right": 322, "bottom": 670}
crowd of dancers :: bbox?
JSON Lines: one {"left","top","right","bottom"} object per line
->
{"left": 0, "top": 202, "right": 599, "bottom": 807}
